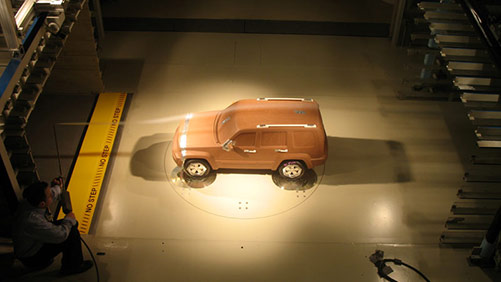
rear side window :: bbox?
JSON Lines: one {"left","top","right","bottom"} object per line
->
{"left": 293, "top": 131, "right": 315, "bottom": 147}
{"left": 234, "top": 132, "right": 256, "bottom": 146}
{"left": 261, "top": 131, "right": 287, "bottom": 146}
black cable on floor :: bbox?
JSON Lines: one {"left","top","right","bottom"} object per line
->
{"left": 370, "top": 250, "right": 430, "bottom": 282}
{"left": 383, "top": 259, "right": 431, "bottom": 282}
{"left": 81, "top": 237, "right": 100, "bottom": 282}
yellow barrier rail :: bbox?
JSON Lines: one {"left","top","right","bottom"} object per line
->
{"left": 61, "top": 92, "right": 127, "bottom": 234}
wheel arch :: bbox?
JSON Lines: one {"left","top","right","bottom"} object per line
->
{"left": 182, "top": 151, "right": 217, "bottom": 170}
{"left": 273, "top": 155, "right": 312, "bottom": 170}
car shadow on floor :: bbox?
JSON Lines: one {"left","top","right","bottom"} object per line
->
{"left": 130, "top": 134, "right": 170, "bottom": 181}
{"left": 322, "top": 136, "right": 412, "bottom": 186}
{"left": 129, "top": 135, "right": 412, "bottom": 186}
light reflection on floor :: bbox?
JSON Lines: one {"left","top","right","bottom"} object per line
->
{"left": 165, "top": 140, "right": 325, "bottom": 219}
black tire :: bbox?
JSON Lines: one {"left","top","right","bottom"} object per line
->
{"left": 278, "top": 160, "right": 305, "bottom": 179}
{"left": 183, "top": 159, "right": 211, "bottom": 178}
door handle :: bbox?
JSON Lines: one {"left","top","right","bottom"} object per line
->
{"left": 275, "top": 149, "right": 288, "bottom": 153}
{"left": 244, "top": 149, "right": 256, "bottom": 153}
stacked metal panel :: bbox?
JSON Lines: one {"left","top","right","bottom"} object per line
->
{"left": 0, "top": 0, "right": 87, "bottom": 193}
{"left": 416, "top": 1, "right": 501, "bottom": 249}
{"left": 399, "top": 1, "right": 465, "bottom": 99}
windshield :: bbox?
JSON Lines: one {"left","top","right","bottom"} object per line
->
{"left": 216, "top": 105, "right": 238, "bottom": 142}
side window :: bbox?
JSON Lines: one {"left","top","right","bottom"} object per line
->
{"left": 261, "top": 131, "right": 287, "bottom": 146}
{"left": 234, "top": 132, "right": 256, "bottom": 147}
{"left": 293, "top": 131, "right": 315, "bottom": 147}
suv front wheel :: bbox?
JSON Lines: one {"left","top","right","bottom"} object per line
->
{"left": 184, "top": 159, "right": 211, "bottom": 178}
{"left": 279, "top": 160, "right": 305, "bottom": 179}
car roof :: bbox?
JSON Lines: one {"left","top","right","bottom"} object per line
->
{"left": 223, "top": 98, "right": 323, "bottom": 131}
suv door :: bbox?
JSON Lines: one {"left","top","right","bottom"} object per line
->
{"left": 258, "top": 131, "right": 288, "bottom": 168}
{"left": 217, "top": 131, "right": 261, "bottom": 169}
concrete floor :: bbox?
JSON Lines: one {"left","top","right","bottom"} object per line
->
{"left": 21, "top": 32, "right": 491, "bottom": 281}
{"left": 6, "top": 1, "right": 501, "bottom": 281}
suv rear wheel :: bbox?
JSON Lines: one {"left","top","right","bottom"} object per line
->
{"left": 184, "top": 159, "right": 211, "bottom": 178}
{"left": 279, "top": 160, "right": 305, "bottom": 179}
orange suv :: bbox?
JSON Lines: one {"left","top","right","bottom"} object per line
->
{"left": 172, "top": 98, "right": 328, "bottom": 179}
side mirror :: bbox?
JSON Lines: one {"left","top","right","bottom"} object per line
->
{"left": 222, "top": 139, "right": 234, "bottom": 151}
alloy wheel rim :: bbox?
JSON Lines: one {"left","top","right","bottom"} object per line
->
{"left": 282, "top": 164, "right": 302, "bottom": 178}
{"left": 187, "top": 162, "right": 207, "bottom": 176}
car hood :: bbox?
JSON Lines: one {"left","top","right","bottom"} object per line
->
{"left": 183, "top": 111, "right": 219, "bottom": 148}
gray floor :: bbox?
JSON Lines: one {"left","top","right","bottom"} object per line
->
{"left": 78, "top": 32, "right": 495, "bottom": 281}
{"left": 26, "top": 94, "right": 98, "bottom": 182}
{"left": 6, "top": 1, "right": 501, "bottom": 281}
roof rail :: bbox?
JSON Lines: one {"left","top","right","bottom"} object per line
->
{"left": 257, "top": 98, "right": 313, "bottom": 102}
{"left": 257, "top": 124, "right": 317, "bottom": 128}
